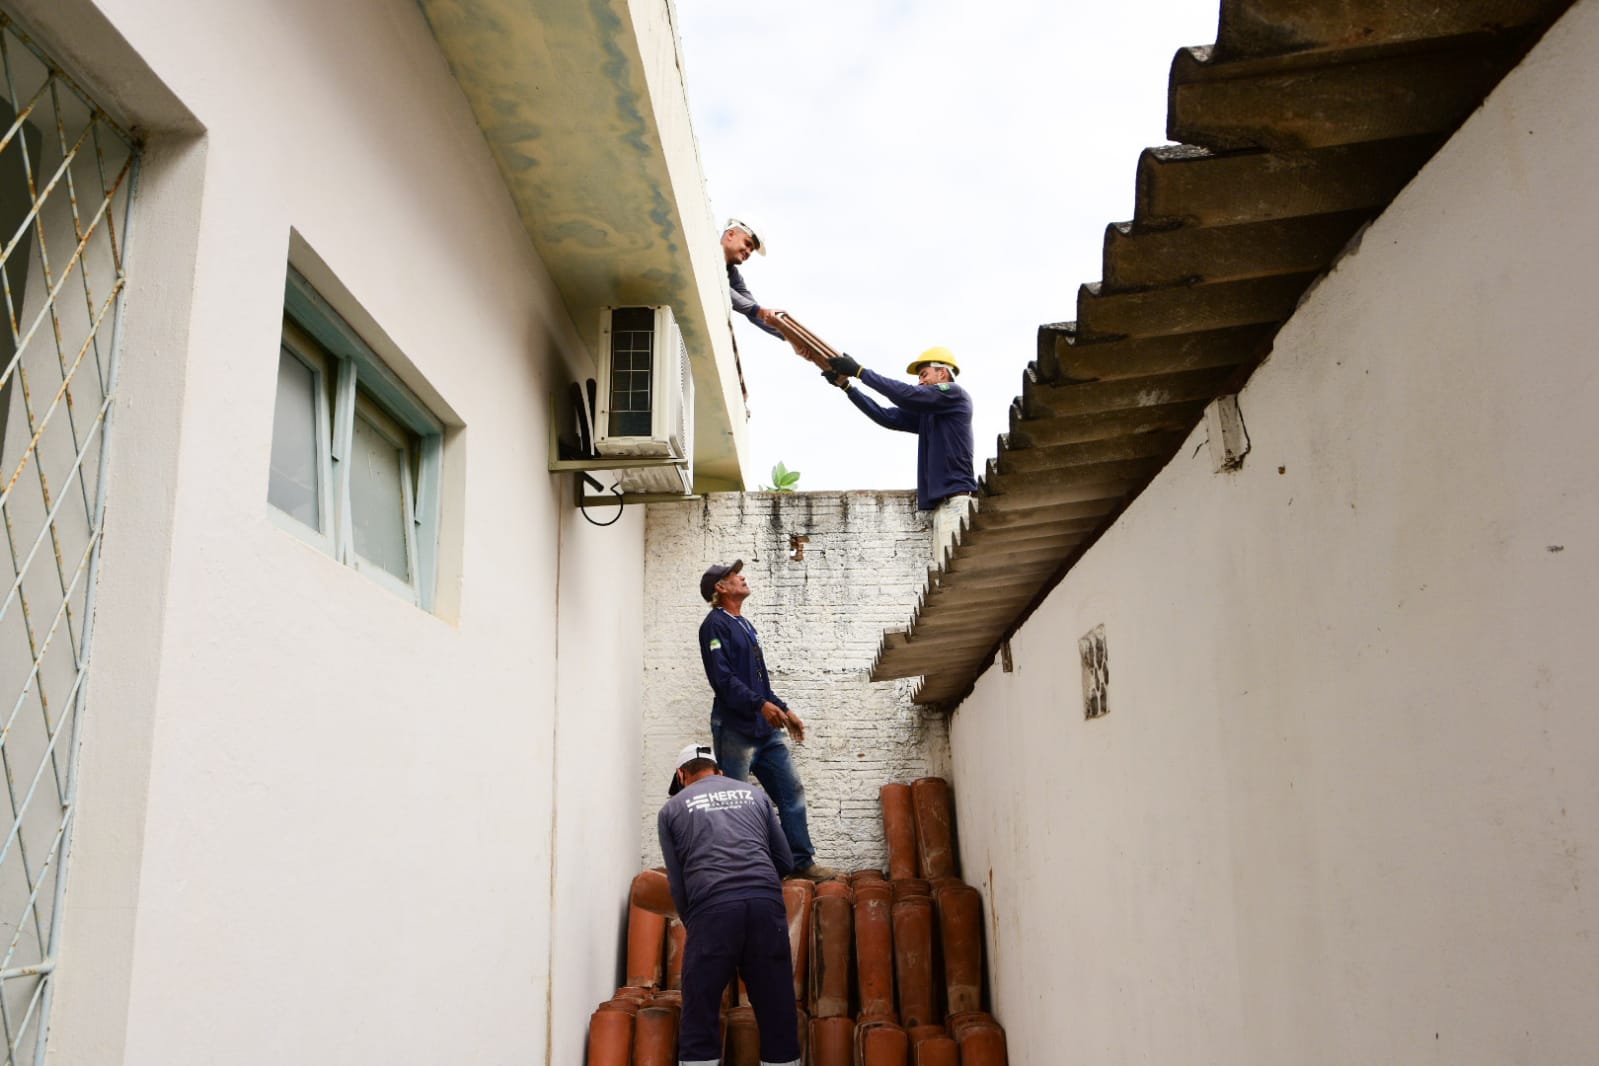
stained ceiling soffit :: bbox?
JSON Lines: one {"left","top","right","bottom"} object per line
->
{"left": 417, "top": 0, "right": 745, "bottom": 489}
{"left": 872, "top": 0, "right": 1579, "bottom": 710}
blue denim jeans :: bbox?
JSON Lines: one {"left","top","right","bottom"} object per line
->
{"left": 711, "top": 721, "right": 816, "bottom": 870}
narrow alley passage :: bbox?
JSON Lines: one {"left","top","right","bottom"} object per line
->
{"left": 585, "top": 776, "right": 1008, "bottom": 1065}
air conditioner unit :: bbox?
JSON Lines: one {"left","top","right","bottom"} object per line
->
{"left": 595, "top": 305, "right": 695, "bottom": 495}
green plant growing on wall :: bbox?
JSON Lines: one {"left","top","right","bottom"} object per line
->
{"left": 760, "top": 462, "right": 801, "bottom": 493}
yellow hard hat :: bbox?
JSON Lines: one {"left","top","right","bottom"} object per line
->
{"left": 906, "top": 346, "right": 960, "bottom": 376}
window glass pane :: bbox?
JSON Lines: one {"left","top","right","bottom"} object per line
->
{"left": 268, "top": 348, "right": 321, "bottom": 528}
{"left": 350, "top": 400, "right": 411, "bottom": 582}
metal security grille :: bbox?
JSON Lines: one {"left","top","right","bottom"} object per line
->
{"left": 0, "top": 11, "right": 137, "bottom": 1064}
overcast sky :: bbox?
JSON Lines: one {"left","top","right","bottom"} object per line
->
{"left": 675, "top": 1, "right": 1220, "bottom": 493}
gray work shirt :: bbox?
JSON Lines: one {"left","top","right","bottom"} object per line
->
{"left": 727, "top": 262, "right": 784, "bottom": 338}
{"left": 657, "top": 775, "right": 795, "bottom": 925}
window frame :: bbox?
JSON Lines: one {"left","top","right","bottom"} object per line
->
{"left": 270, "top": 267, "right": 444, "bottom": 610}
{"left": 267, "top": 333, "right": 337, "bottom": 556}
{"left": 346, "top": 388, "right": 420, "bottom": 597}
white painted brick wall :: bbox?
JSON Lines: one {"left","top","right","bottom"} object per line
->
{"left": 640, "top": 491, "right": 953, "bottom": 872}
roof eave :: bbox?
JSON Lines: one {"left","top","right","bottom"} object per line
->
{"left": 419, "top": 0, "right": 749, "bottom": 490}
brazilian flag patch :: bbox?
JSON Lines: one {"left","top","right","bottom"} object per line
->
{"left": 708, "top": 638, "right": 722, "bottom": 650}
{"left": 937, "top": 383, "right": 951, "bottom": 391}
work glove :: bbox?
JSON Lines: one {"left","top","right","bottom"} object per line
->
{"left": 828, "top": 354, "right": 863, "bottom": 379}
{"left": 820, "top": 369, "right": 851, "bottom": 391}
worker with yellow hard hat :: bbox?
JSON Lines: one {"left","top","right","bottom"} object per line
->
{"left": 904, "top": 347, "right": 962, "bottom": 377}
{"left": 822, "top": 346, "right": 979, "bottom": 521}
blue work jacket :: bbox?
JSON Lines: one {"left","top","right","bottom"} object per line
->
{"left": 699, "top": 608, "right": 788, "bottom": 739}
{"left": 846, "top": 369, "right": 978, "bottom": 509}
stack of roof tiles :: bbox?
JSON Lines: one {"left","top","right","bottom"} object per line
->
{"left": 869, "top": 0, "right": 1578, "bottom": 709}
{"left": 586, "top": 777, "right": 1006, "bottom": 1065}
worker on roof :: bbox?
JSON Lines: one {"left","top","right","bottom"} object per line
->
{"left": 721, "top": 217, "right": 788, "bottom": 341}
{"left": 824, "top": 348, "right": 979, "bottom": 561}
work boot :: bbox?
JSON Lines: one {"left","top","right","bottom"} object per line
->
{"left": 792, "top": 863, "right": 839, "bottom": 882}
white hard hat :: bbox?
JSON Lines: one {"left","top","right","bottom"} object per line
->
{"left": 724, "top": 217, "right": 767, "bottom": 256}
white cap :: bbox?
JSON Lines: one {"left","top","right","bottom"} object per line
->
{"left": 668, "top": 742, "right": 717, "bottom": 796}
{"left": 724, "top": 217, "right": 766, "bottom": 256}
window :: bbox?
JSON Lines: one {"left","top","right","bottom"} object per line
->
{"left": 268, "top": 268, "right": 443, "bottom": 608}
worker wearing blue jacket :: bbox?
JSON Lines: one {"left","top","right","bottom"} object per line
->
{"left": 826, "top": 347, "right": 977, "bottom": 509}
{"left": 826, "top": 347, "right": 979, "bottom": 564}
{"left": 698, "top": 560, "right": 836, "bottom": 882}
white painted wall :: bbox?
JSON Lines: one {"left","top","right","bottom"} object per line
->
{"left": 549, "top": 489, "right": 646, "bottom": 1066}
{"left": 640, "top": 491, "right": 951, "bottom": 872}
{"left": 10, "top": 1, "right": 651, "bottom": 1062}
{"left": 951, "top": 5, "right": 1599, "bottom": 1064}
